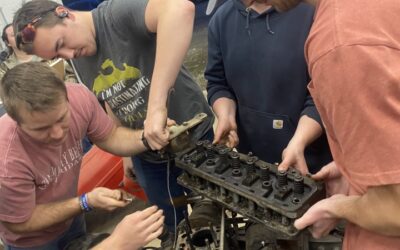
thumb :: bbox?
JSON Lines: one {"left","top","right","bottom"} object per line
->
{"left": 278, "top": 155, "right": 291, "bottom": 172}
{"left": 213, "top": 125, "right": 225, "bottom": 144}
{"left": 294, "top": 211, "right": 315, "bottom": 230}
{"left": 295, "top": 157, "right": 309, "bottom": 176}
{"left": 312, "top": 165, "right": 331, "bottom": 181}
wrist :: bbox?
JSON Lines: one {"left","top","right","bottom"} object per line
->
{"left": 79, "top": 193, "right": 93, "bottom": 212}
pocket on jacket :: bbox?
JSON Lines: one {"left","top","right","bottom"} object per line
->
{"left": 236, "top": 104, "right": 295, "bottom": 164}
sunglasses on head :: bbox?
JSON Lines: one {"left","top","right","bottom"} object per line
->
{"left": 16, "top": 7, "right": 67, "bottom": 49}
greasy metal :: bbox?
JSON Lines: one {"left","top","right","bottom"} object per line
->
{"left": 166, "top": 113, "right": 208, "bottom": 153}
{"left": 175, "top": 141, "right": 326, "bottom": 238}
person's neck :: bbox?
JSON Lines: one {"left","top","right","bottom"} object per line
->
{"left": 14, "top": 49, "right": 33, "bottom": 63}
{"left": 80, "top": 11, "right": 96, "bottom": 41}
{"left": 243, "top": 0, "right": 271, "bottom": 13}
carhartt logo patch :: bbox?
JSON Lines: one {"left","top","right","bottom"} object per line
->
{"left": 273, "top": 120, "right": 283, "bottom": 129}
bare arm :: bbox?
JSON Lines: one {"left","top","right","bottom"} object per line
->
{"left": 336, "top": 184, "right": 400, "bottom": 236}
{"left": 93, "top": 103, "right": 146, "bottom": 156}
{"left": 2, "top": 197, "right": 80, "bottom": 234}
{"left": 2, "top": 188, "right": 131, "bottom": 234}
{"left": 143, "top": 0, "right": 195, "bottom": 149}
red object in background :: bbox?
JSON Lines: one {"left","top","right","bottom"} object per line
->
{"left": 78, "top": 146, "right": 147, "bottom": 201}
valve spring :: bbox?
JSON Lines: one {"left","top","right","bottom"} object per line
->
{"left": 206, "top": 144, "right": 215, "bottom": 159}
{"left": 294, "top": 174, "right": 304, "bottom": 194}
{"left": 277, "top": 170, "right": 288, "bottom": 187}
{"left": 218, "top": 148, "right": 230, "bottom": 162}
{"left": 195, "top": 140, "right": 205, "bottom": 152}
{"left": 246, "top": 157, "right": 257, "bottom": 174}
{"left": 260, "top": 166, "right": 270, "bottom": 181}
{"left": 246, "top": 162, "right": 256, "bottom": 175}
{"left": 230, "top": 152, "right": 240, "bottom": 170}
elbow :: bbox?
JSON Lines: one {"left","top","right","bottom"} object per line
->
{"left": 178, "top": 0, "right": 195, "bottom": 22}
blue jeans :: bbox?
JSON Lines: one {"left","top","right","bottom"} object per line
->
{"left": 131, "top": 129, "right": 214, "bottom": 233}
{"left": 5, "top": 215, "right": 86, "bottom": 250}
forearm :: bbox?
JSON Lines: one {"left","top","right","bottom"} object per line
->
{"left": 212, "top": 97, "right": 237, "bottom": 120}
{"left": 2, "top": 197, "right": 81, "bottom": 234}
{"left": 146, "top": 0, "right": 195, "bottom": 112}
{"left": 94, "top": 126, "right": 146, "bottom": 156}
{"left": 334, "top": 185, "right": 400, "bottom": 236}
{"left": 289, "top": 115, "right": 323, "bottom": 149}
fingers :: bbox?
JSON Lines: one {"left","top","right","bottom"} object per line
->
{"left": 278, "top": 157, "right": 290, "bottom": 172}
{"left": 312, "top": 164, "right": 332, "bottom": 181}
{"left": 145, "top": 128, "right": 170, "bottom": 150}
{"left": 294, "top": 208, "right": 317, "bottom": 231}
{"left": 145, "top": 221, "right": 164, "bottom": 243}
{"left": 226, "top": 130, "right": 239, "bottom": 148}
{"left": 166, "top": 118, "right": 176, "bottom": 127}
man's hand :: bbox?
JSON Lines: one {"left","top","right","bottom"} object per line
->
{"left": 213, "top": 114, "right": 239, "bottom": 148}
{"left": 87, "top": 187, "right": 133, "bottom": 211}
{"left": 313, "top": 161, "right": 349, "bottom": 196}
{"left": 294, "top": 162, "right": 350, "bottom": 238}
{"left": 294, "top": 194, "right": 348, "bottom": 238}
{"left": 278, "top": 141, "right": 308, "bottom": 175}
{"left": 144, "top": 107, "right": 170, "bottom": 150}
{"left": 92, "top": 206, "right": 165, "bottom": 250}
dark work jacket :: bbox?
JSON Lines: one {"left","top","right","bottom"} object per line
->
{"left": 205, "top": 0, "right": 332, "bottom": 173}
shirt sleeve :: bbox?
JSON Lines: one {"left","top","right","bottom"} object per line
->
{"left": 0, "top": 159, "right": 35, "bottom": 223}
{"left": 72, "top": 84, "right": 114, "bottom": 142}
{"left": 205, "top": 16, "right": 236, "bottom": 106}
{"left": 309, "top": 44, "right": 400, "bottom": 188}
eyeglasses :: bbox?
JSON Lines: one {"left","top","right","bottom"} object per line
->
{"left": 16, "top": 8, "right": 57, "bottom": 49}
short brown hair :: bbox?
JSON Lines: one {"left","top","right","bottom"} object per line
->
{"left": 13, "top": 0, "right": 63, "bottom": 54}
{"left": 0, "top": 62, "right": 67, "bottom": 123}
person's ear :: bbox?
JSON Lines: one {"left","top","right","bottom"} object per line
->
{"left": 55, "top": 6, "right": 69, "bottom": 19}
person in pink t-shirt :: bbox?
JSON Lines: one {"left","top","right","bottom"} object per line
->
{"left": 0, "top": 62, "right": 166, "bottom": 249}
{"left": 268, "top": 0, "right": 400, "bottom": 249}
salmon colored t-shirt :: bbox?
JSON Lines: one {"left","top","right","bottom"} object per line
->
{"left": 306, "top": 0, "right": 400, "bottom": 249}
{"left": 0, "top": 84, "right": 113, "bottom": 247}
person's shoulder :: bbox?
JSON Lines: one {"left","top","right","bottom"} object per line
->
{"left": 66, "top": 83, "right": 92, "bottom": 103}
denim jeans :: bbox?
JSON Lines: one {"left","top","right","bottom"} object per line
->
{"left": 5, "top": 215, "right": 86, "bottom": 250}
{"left": 131, "top": 129, "right": 214, "bottom": 233}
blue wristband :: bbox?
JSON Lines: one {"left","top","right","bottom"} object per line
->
{"left": 79, "top": 193, "right": 92, "bottom": 212}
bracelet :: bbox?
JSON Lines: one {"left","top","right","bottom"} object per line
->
{"left": 141, "top": 131, "right": 152, "bottom": 150}
{"left": 79, "top": 193, "right": 93, "bottom": 212}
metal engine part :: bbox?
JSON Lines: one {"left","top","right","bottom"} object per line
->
{"left": 175, "top": 141, "right": 326, "bottom": 238}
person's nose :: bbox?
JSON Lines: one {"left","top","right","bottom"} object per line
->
{"left": 49, "top": 124, "right": 64, "bottom": 140}
{"left": 58, "top": 48, "right": 75, "bottom": 59}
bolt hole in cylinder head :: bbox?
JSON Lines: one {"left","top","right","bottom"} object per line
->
{"left": 262, "top": 180, "right": 272, "bottom": 189}
{"left": 231, "top": 168, "right": 242, "bottom": 177}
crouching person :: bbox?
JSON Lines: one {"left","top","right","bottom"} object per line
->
{"left": 0, "top": 62, "right": 164, "bottom": 250}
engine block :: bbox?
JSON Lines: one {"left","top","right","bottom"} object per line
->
{"left": 175, "top": 141, "right": 325, "bottom": 238}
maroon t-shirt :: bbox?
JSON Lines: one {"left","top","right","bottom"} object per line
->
{"left": 0, "top": 84, "right": 113, "bottom": 247}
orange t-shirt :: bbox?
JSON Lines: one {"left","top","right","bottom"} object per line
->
{"left": 306, "top": 0, "right": 400, "bottom": 249}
